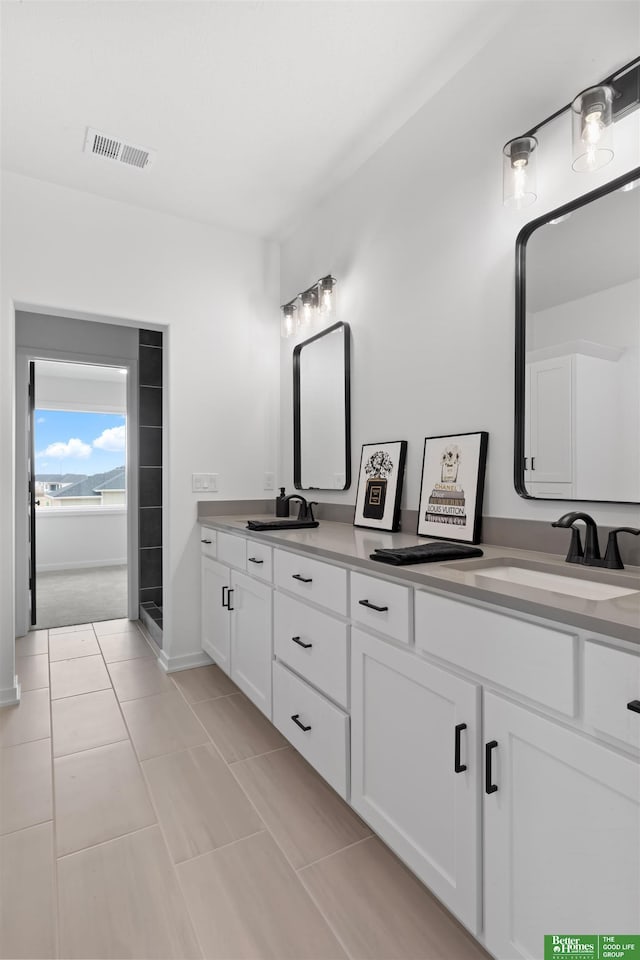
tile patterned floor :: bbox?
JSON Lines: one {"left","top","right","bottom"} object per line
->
{"left": 1, "top": 619, "right": 490, "bottom": 960}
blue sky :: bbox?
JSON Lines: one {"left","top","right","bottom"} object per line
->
{"left": 36, "top": 410, "right": 126, "bottom": 475}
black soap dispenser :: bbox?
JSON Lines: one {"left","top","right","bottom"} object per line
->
{"left": 275, "top": 487, "right": 289, "bottom": 518}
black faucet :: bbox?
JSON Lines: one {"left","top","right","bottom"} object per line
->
{"left": 552, "top": 512, "right": 639, "bottom": 570}
{"left": 280, "top": 494, "right": 318, "bottom": 522}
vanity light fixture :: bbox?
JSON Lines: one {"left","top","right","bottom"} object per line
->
{"left": 318, "top": 275, "right": 337, "bottom": 315}
{"left": 571, "top": 85, "right": 614, "bottom": 172}
{"left": 280, "top": 275, "right": 337, "bottom": 338}
{"left": 281, "top": 300, "right": 297, "bottom": 338}
{"left": 300, "top": 286, "right": 319, "bottom": 327}
{"left": 503, "top": 136, "right": 538, "bottom": 209}
{"left": 503, "top": 56, "right": 640, "bottom": 208}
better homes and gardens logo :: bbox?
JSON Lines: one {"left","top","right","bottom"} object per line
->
{"left": 545, "top": 936, "right": 640, "bottom": 960}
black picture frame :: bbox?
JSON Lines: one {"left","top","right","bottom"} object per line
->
{"left": 353, "top": 440, "right": 407, "bottom": 532}
{"left": 514, "top": 164, "right": 640, "bottom": 505}
{"left": 417, "top": 432, "right": 488, "bottom": 544}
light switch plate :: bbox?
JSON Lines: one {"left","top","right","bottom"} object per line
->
{"left": 192, "top": 473, "right": 219, "bottom": 493}
{"left": 264, "top": 472, "right": 275, "bottom": 491}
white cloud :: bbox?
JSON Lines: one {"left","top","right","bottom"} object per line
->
{"left": 93, "top": 425, "right": 126, "bottom": 453}
{"left": 40, "top": 438, "right": 92, "bottom": 459}
{"left": 37, "top": 416, "right": 46, "bottom": 424}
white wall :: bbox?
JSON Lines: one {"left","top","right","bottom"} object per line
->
{"left": 279, "top": 3, "right": 640, "bottom": 534}
{"left": 1, "top": 172, "right": 280, "bottom": 698}
{"left": 36, "top": 509, "right": 127, "bottom": 572}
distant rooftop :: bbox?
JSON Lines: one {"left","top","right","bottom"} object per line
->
{"left": 50, "top": 466, "right": 126, "bottom": 498}
{"left": 36, "top": 473, "right": 87, "bottom": 483}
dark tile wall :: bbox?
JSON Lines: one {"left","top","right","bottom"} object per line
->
{"left": 138, "top": 330, "right": 163, "bottom": 640}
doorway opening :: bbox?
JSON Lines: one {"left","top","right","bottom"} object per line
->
{"left": 30, "top": 359, "right": 129, "bottom": 629}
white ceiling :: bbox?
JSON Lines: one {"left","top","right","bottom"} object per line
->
{"left": 0, "top": 0, "right": 514, "bottom": 238}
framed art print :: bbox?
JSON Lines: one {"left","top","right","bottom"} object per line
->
{"left": 417, "top": 432, "right": 488, "bottom": 543}
{"left": 354, "top": 441, "right": 407, "bottom": 532}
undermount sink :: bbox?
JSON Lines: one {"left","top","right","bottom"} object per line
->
{"left": 448, "top": 560, "right": 639, "bottom": 602}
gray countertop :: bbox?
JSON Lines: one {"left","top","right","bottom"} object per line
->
{"left": 199, "top": 515, "right": 640, "bottom": 645}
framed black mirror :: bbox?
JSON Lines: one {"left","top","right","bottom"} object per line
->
{"left": 515, "top": 165, "right": 640, "bottom": 504}
{"left": 293, "top": 321, "right": 351, "bottom": 491}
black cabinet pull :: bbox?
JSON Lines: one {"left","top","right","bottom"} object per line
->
{"left": 485, "top": 740, "right": 498, "bottom": 794}
{"left": 291, "top": 714, "right": 311, "bottom": 732}
{"left": 292, "top": 574, "right": 312, "bottom": 583}
{"left": 201, "top": 539, "right": 212, "bottom": 544}
{"left": 221, "top": 585, "right": 229, "bottom": 608}
{"left": 454, "top": 723, "right": 467, "bottom": 773}
{"left": 227, "top": 588, "right": 234, "bottom": 612}
{"left": 248, "top": 557, "right": 264, "bottom": 564}
{"left": 291, "top": 636, "right": 313, "bottom": 649}
{"left": 531, "top": 456, "right": 536, "bottom": 471}
{"left": 359, "top": 599, "right": 389, "bottom": 613}
{"left": 627, "top": 700, "right": 640, "bottom": 714}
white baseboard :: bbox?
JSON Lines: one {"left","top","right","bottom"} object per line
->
{"left": 158, "top": 650, "right": 214, "bottom": 674}
{"left": 37, "top": 558, "right": 127, "bottom": 573}
{"left": 0, "top": 678, "right": 21, "bottom": 707}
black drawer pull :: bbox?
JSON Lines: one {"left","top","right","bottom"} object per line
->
{"left": 227, "top": 588, "right": 234, "bottom": 612}
{"left": 292, "top": 636, "right": 313, "bottom": 649}
{"left": 359, "top": 599, "right": 389, "bottom": 613}
{"left": 485, "top": 740, "right": 498, "bottom": 794}
{"left": 291, "top": 714, "right": 311, "bottom": 732}
{"left": 201, "top": 539, "right": 212, "bottom": 544}
{"left": 221, "top": 585, "right": 229, "bottom": 608}
{"left": 248, "top": 557, "right": 264, "bottom": 564}
{"left": 292, "top": 574, "right": 312, "bottom": 583}
{"left": 627, "top": 700, "right": 640, "bottom": 714}
{"left": 454, "top": 723, "right": 467, "bottom": 773}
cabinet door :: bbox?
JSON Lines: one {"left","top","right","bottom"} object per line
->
{"left": 351, "top": 629, "right": 481, "bottom": 934}
{"left": 484, "top": 693, "right": 640, "bottom": 960}
{"left": 201, "top": 557, "right": 231, "bottom": 676}
{"left": 230, "top": 571, "right": 273, "bottom": 718}
{"left": 528, "top": 355, "right": 573, "bottom": 482}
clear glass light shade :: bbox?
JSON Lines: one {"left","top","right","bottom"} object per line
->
{"left": 503, "top": 136, "right": 538, "bottom": 209}
{"left": 299, "top": 288, "right": 319, "bottom": 327}
{"left": 318, "top": 276, "right": 336, "bottom": 316}
{"left": 281, "top": 303, "right": 297, "bottom": 338}
{"left": 571, "top": 85, "right": 614, "bottom": 172}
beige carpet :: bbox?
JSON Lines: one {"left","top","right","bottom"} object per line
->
{"left": 34, "top": 565, "right": 128, "bottom": 629}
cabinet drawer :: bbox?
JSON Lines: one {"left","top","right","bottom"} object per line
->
{"left": 217, "top": 531, "right": 246, "bottom": 569}
{"left": 274, "top": 549, "right": 347, "bottom": 615}
{"left": 274, "top": 593, "right": 348, "bottom": 707}
{"left": 350, "top": 572, "right": 412, "bottom": 645}
{"left": 199, "top": 527, "right": 217, "bottom": 559}
{"left": 272, "top": 661, "right": 349, "bottom": 798}
{"left": 415, "top": 590, "right": 577, "bottom": 716}
{"left": 584, "top": 641, "right": 640, "bottom": 750}
{"left": 245, "top": 540, "right": 273, "bottom": 583}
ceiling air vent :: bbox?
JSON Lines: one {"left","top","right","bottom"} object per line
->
{"left": 84, "top": 128, "right": 155, "bottom": 170}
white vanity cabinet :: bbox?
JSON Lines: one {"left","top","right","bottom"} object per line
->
{"left": 484, "top": 692, "right": 640, "bottom": 959}
{"left": 200, "top": 531, "right": 273, "bottom": 716}
{"left": 351, "top": 628, "right": 481, "bottom": 933}
{"left": 201, "top": 556, "right": 232, "bottom": 676}
{"left": 229, "top": 571, "right": 273, "bottom": 717}
{"left": 200, "top": 522, "right": 640, "bottom": 960}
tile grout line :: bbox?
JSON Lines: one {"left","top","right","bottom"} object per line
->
{"left": 222, "top": 736, "right": 358, "bottom": 960}
{"left": 47, "top": 626, "right": 61, "bottom": 960}
{"left": 295, "top": 834, "right": 374, "bottom": 874}
{"left": 67, "top": 624, "right": 206, "bottom": 959}
{"left": 173, "top": 669, "right": 359, "bottom": 960}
